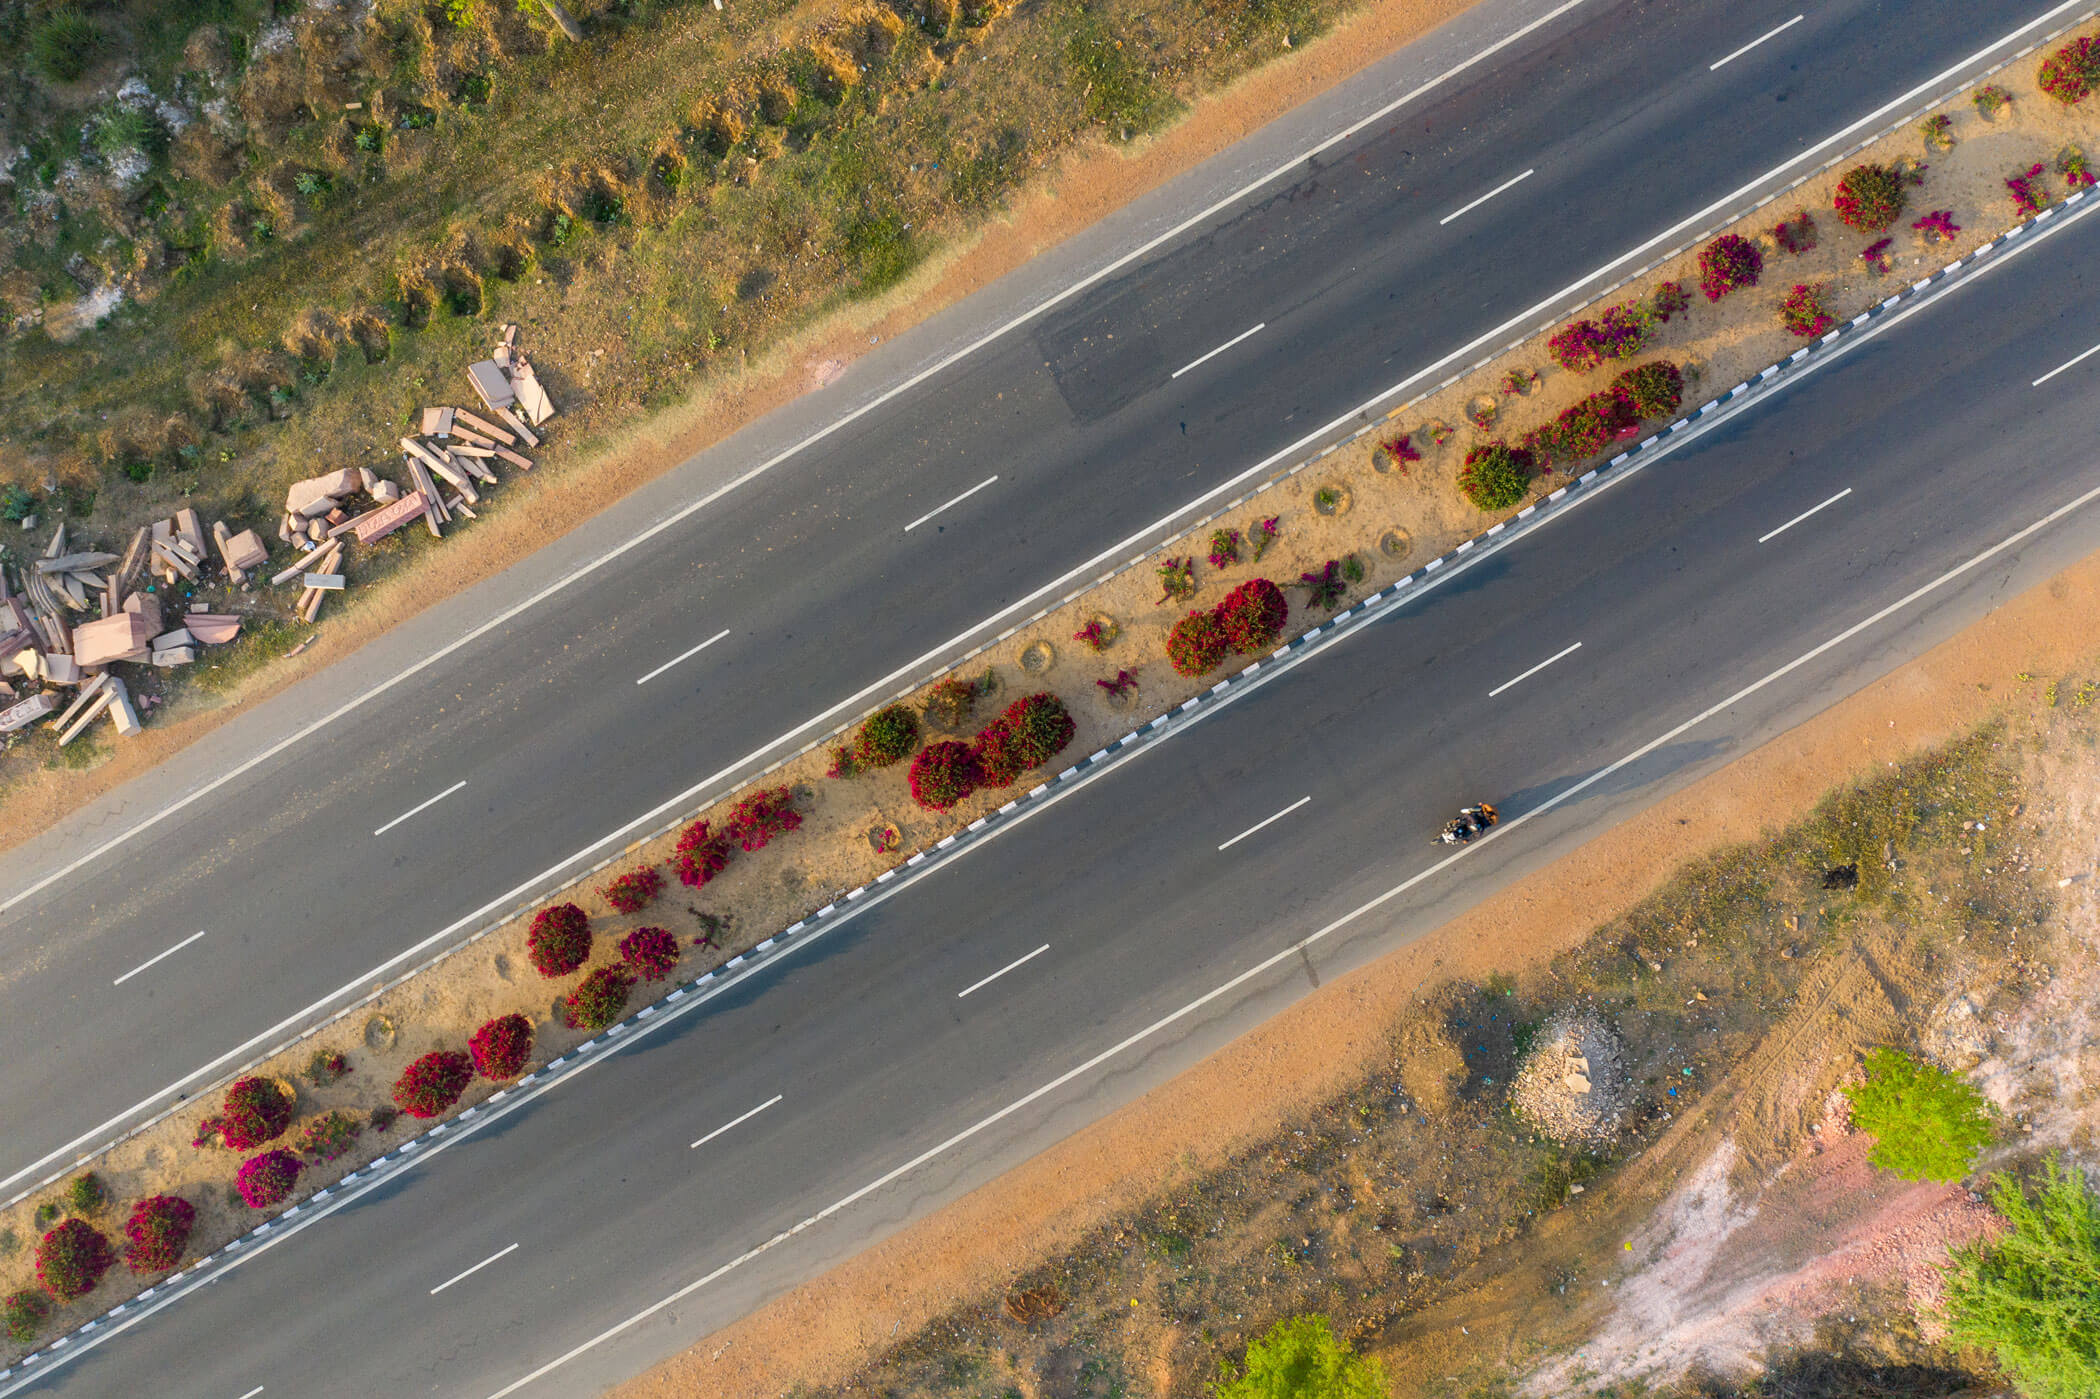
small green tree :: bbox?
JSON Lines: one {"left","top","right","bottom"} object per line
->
{"left": 1215, "top": 1314, "right": 1387, "bottom": 1399}
{"left": 1843, "top": 1047, "right": 1994, "bottom": 1181}
{"left": 1943, "top": 1158, "right": 2100, "bottom": 1399}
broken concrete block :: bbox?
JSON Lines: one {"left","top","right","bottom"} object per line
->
{"left": 151, "top": 628, "right": 194, "bottom": 651}
{"left": 306, "top": 520, "right": 327, "bottom": 543}
{"left": 185, "top": 614, "right": 242, "bottom": 645}
{"left": 73, "top": 611, "right": 154, "bottom": 667}
{"left": 286, "top": 468, "right": 365, "bottom": 518}
{"left": 466, "top": 360, "right": 515, "bottom": 409}
{"left": 371, "top": 479, "right": 403, "bottom": 504}
{"left": 302, "top": 574, "right": 345, "bottom": 590}
{"left": 351, "top": 493, "right": 429, "bottom": 545}
{"left": 105, "top": 678, "right": 141, "bottom": 736}
{"left": 150, "top": 645, "right": 197, "bottom": 667}
{"left": 223, "top": 529, "right": 269, "bottom": 572}
{"left": 358, "top": 466, "right": 380, "bottom": 494}
{"left": 0, "top": 691, "right": 58, "bottom": 733}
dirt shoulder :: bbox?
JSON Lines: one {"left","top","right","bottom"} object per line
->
{"left": 609, "top": 546, "right": 2100, "bottom": 1399}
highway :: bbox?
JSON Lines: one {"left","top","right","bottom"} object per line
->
{"left": 0, "top": 0, "right": 2076, "bottom": 1206}
{"left": 19, "top": 122, "right": 2100, "bottom": 1399}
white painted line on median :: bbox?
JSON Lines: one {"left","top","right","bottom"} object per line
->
{"left": 372, "top": 781, "right": 468, "bottom": 837}
{"left": 1217, "top": 795, "right": 1313, "bottom": 851}
{"left": 1758, "top": 488, "right": 1853, "bottom": 544}
{"left": 112, "top": 931, "right": 206, "bottom": 988}
{"left": 430, "top": 1242, "right": 519, "bottom": 1296}
{"left": 1709, "top": 14, "right": 1804, "bottom": 70}
{"left": 635, "top": 629, "right": 732, "bottom": 687}
{"left": 905, "top": 476, "right": 999, "bottom": 533}
{"left": 1438, "top": 169, "right": 1534, "bottom": 226}
{"left": 236, "top": 1387, "right": 264, "bottom": 1399}
{"left": 2034, "top": 337, "right": 2100, "bottom": 386}
{"left": 690, "top": 1095, "right": 783, "bottom": 1150}
{"left": 1171, "top": 323, "right": 1266, "bottom": 380}
{"left": 957, "top": 944, "right": 1051, "bottom": 999}
{"left": 1488, "top": 642, "right": 1582, "bottom": 698}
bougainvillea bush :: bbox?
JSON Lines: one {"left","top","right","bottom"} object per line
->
{"left": 1697, "top": 234, "right": 1762, "bottom": 302}
{"left": 1913, "top": 209, "right": 1962, "bottom": 240}
{"left": 2, "top": 1289, "right": 49, "bottom": 1344}
{"left": 1156, "top": 555, "right": 1196, "bottom": 603}
{"left": 853, "top": 704, "right": 920, "bottom": 768}
{"left": 1780, "top": 283, "right": 1836, "bottom": 338}
{"left": 34, "top": 1219, "right": 114, "bottom": 1301}
{"left": 674, "top": 819, "right": 734, "bottom": 888}
{"left": 199, "top": 1075, "right": 295, "bottom": 1152}
{"left": 619, "top": 926, "right": 681, "bottom": 981}
{"left": 1546, "top": 301, "right": 1651, "bottom": 373}
{"left": 921, "top": 674, "right": 981, "bottom": 730}
{"left": 561, "top": 965, "right": 636, "bottom": 1031}
{"left": 909, "top": 740, "right": 981, "bottom": 810}
{"left": 468, "top": 1012, "right": 534, "bottom": 1080}
{"left": 1457, "top": 443, "right": 1533, "bottom": 511}
{"left": 235, "top": 1150, "right": 304, "bottom": 1210}
{"left": 392, "top": 1050, "right": 474, "bottom": 1119}
{"left": 527, "top": 903, "right": 592, "bottom": 976}
{"left": 2038, "top": 34, "right": 2100, "bottom": 105}
{"left": 998, "top": 693, "right": 1076, "bottom": 771}
{"left": 2007, "top": 162, "right": 2050, "bottom": 216}
{"left": 296, "top": 1111, "right": 363, "bottom": 1164}
{"left": 1613, "top": 361, "right": 1684, "bottom": 421}
{"left": 1773, "top": 210, "right": 1818, "bottom": 254}
{"left": 1166, "top": 608, "right": 1229, "bottom": 677}
{"left": 2059, "top": 145, "right": 2096, "bottom": 189}
{"left": 1650, "top": 280, "right": 1690, "bottom": 322}
{"left": 727, "top": 786, "right": 801, "bottom": 852}
{"left": 972, "top": 715, "right": 1027, "bottom": 788}
{"left": 120, "top": 1196, "right": 196, "bottom": 1275}
{"left": 1299, "top": 560, "right": 1346, "bottom": 611}
{"left": 1833, "top": 162, "right": 1910, "bottom": 231}
{"left": 1207, "top": 527, "right": 1241, "bottom": 568}
{"left": 1216, "top": 578, "right": 1288, "bottom": 653}
{"left": 1547, "top": 318, "right": 1607, "bottom": 373}
{"left": 602, "top": 866, "right": 663, "bottom": 915}
{"left": 1073, "top": 619, "right": 1112, "bottom": 651}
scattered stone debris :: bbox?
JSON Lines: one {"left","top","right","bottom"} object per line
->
{"left": 1511, "top": 1008, "right": 1629, "bottom": 1146}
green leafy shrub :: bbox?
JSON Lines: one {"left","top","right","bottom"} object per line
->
{"left": 392, "top": 1050, "right": 474, "bottom": 1119}
{"left": 1611, "top": 361, "right": 1684, "bottom": 420}
{"left": 1166, "top": 608, "right": 1229, "bottom": 677}
{"left": 1843, "top": 1046, "right": 1994, "bottom": 1181}
{"left": 2, "top": 1289, "right": 50, "bottom": 1343}
{"left": 560, "top": 965, "right": 635, "bottom": 1031}
{"left": 1214, "top": 1314, "right": 1387, "bottom": 1399}
{"left": 34, "top": 1219, "right": 114, "bottom": 1301}
{"left": 1457, "top": 443, "right": 1532, "bottom": 511}
{"left": 1943, "top": 1158, "right": 2100, "bottom": 1399}
{"left": 527, "top": 903, "right": 592, "bottom": 977}
{"left": 65, "top": 1173, "right": 106, "bottom": 1217}
{"left": 296, "top": 1111, "right": 363, "bottom": 1164}
{"left": 31, "top": 9, "right": 104, "bottom": 83}
{"left": 855, "top": 704, "right": 920, "bottom": 768}
{"left": 921, "top": 675, "right": 983, "bottom": 730}
{"left": 121, "top": 1195, "right": 195, "bottom": 1274}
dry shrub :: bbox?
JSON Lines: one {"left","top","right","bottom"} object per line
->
{"left": 283, "top": 306, "right": 346, "bottom": 364}
{"left": 486, "top": 229, "right": 533, "bottom": 282}
{"left": 171, "top": 124, "right": 243, "bottom": 188}
{"left": 834, "top": 2, "right": 908, "bottom": 62}
{"left": 179, "top": 24, "right": 234, "bottom": 83}
{"left": 236, "top": 42, "right": 311, "bottom": 143}
{"left": 345, "top": 308, "right": 392, "bottom": 364}
{"left": 690, "top": 92, "right": 754, "bottom": 156}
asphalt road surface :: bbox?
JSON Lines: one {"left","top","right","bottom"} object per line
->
{"left": 18, "top": 116, "right": 2100, "bottom": 1399}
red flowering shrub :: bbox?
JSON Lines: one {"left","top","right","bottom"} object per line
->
{"left": 1379, "top": 435, "right": 1422, "bottom": 470}
{"left": 2, "top": 1289, "right": 50, "bottom": 1344}
{"left": 1780, "top": 283, "right": 1835, "bottom": 338}
{"left": 204, "top": 1076, "right": 293, "bottom": 1151}
{"left": 1612, "top": 361, "right": 1683, "bottom": 421}
{"left": 1457, "top": 443, "right": 1533, "bottom": 511}
{"left": 527, "top": 903, "right": 591, "bottom": 976}
{"left": 1207, "top": 527, "right": 1241, "bottom": 568}
{"left": 1166, "top": 608, "right": 1229, "bottom": 677}
{"left": 469, "top": 1013, "right": 534, "bottom": 1079}
{"left": 122, "top": 1195, "right": 196, "bottom": 1275}
{"left": 392, "top": 1050, "right": 473, "bottom": 1119}
{"left": 1697, "top": 234, "right": 1762, "bottom": 302}
{"left": 561, "top": 965, "right": 635, "bottom": 1031}
{"left": 1547, "top": 319, "right": 1606, "bottom": 373}
{"left": 1833, "top": 163, "right": 1909, "bottom": 231}
{"left": 2039, "top": 35, "right": 2100, "bottom": 104}
{"left": 1216, "top": 579, "right": 1288, "bottom": 653}
{"left": 673, "top": 819, "right": 734, "bottom": 888}
{"left": 1074, "top": 619, "right": 1112, "bottom": 650}
{"left": 1773, "top": 211, "right": 1817, "bottom": 254}
{"left": 235, "top": 1150, "right": 303, "bottom": 1210}
{"left": 852, "top": 705, "right": 919, "bottom": 769}
{"left": 602, "top": 866, "right": 663, "bottom": 914}
{"left": 999, "top": 693, "right": 1076, "bottom": 770}
{"left": 1650, "top": 280, "right": 1690, "bottom": 322}
{"left": 34, "top": 1220, "right": 114, "bottom": 1301}
{"left": 727, "top": 787, "right": 802, "bottom": 852}
{"left": 2007, "top": 162, "right": 2050, "bottom": 216}
{"left": 972, "top": 717, "right": 1026, "bottom": 788}
{"left": 620, "top": 926, "right": 681, "bottom": 981}
{"left": 1912, "top": 209, "right": 1962, "bottom": 240}
{"left": 2059, "top": 145, "right": 2096, "bottom": 189}
{"left": 909, "top": 740, "right": 981, "bottom": 810}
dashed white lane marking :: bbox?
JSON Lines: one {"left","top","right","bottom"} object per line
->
{"left": 2034, "top": 338, "right": 2100, "bottom": 387}
{"left": 430, "top": 1243, "right": 520, "bottom": 1296}
{"left": 690, "top": 1095, "right": 784, "bottom": 1150}
{"left": 112, "top": 930, "right": 207, "bottom": 988}
{"left": 236, "top": 1387, "right": 265, "bottom": 1399}
{"left": 957, "top": 944, "right": 1052, "bottom": 999}
{"left": 635, "top": 629, "right": 733, "bottom": 687}
{"left": 372, "top": 780, "right": 468, "bottom": 837}
{"left": 1171, "top": 323, "right": 1266, "bottom": 380}
{"left": 1217, "top": 795, "right": 1313, "bottom": 851}
{"left": 905, "top": 476, "right": 1000, "bottom": 533}
{"left": 1758, "top": 487, "right": 1853, "bottom": 544}
{"left": 1709, "top": 13, "right": 1804, "bottom": 70}
{"left": 1488, "top": 641, "right": 1582, "bottom": 698}
{"left": 1438, "top": 169, "right": 1534, "bottom": 226}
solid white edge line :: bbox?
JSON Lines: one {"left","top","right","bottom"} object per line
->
{"left": 634, "top": 629, "right": 734, "bottom": 687}
{"left": 1709, "top": 13, "right": 1806, "bottom": 70}
{"left": 428, "top": 1242, "right": 520, "bottom": 1296}
{"left": 1216, "top": 795, "right": 1314, "bottom": 851}
{"left": 1487, "top": 641, "right": 1582, "bottom": 698}
{"left": 1171, "top": 323, "right": 1267, "bottom": 380}
{"left": 2033, "top": 336, "right": 2100, "bottom": 386}
{"left": 1758, "top": 487, "right": 1855, "bottom": 544}
{"left": 1438, "top": 168, "right": 1535, "bottom": 225}
{"left": 956, "top": 944, "right": 1052, "bottom": 999}
{"left": 689, "top": 1094, "right": 784, "bottom": 1150}
{"left": 111, "top": 930, "right": 206, "bottom": 988}
{"left": 371, "top": 780, "right": 469, "bottom": 838}
{"left": 904, "top": 475, "right": 1000, "bottom": 533}
{"left": 0, "top": 0, "right": 2084, "bottom": 1211}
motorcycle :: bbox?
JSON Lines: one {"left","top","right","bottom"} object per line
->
{"left": 1436, "top": 802, "right": 1500, "bottom": 845}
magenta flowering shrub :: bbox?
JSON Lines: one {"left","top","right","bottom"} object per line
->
{"left": 1547, "top": 319, "right": 1606, "bottom": 373}
{"left": 2007, "top": 162, "right": 2050, "bottom": 216}
{"left": 235, "top": 1150, "right": 303, "bottom": 1210}
{"left": 469, "top": 1012, "right": 534, "bottom": 1079}
{"left": 2058, "top": 145, "right": 2096, "bottom": 189}
{"left": 602, "top": 866, "right": 663, "bottom": 915}
{"left": 296, "top": 1111, "right": 363, "bottom": 1164}
{"left": 1299, "top": 560, "right": 1346, "bottom": 611}
{"left": 1833, "top": 163, "right": 1912, "bottom": 232}
{"left": 527, "top": 903, "right": 591, "bottom": 976}
{"left": 1207, "top": 527, "right": 1241, "bottom": 568}
{"left": 199, "top": 1076, "right": 294, "bottom": 1151}
{"left": 1912, "top": 209, "right": 1962, "bottom": 240}
{"left": 1522, "top": 389, "right": 1637, "bottom": 469}
{"left": 972, "top": 715, "right": 1026, "bottom": 787}
{"left": 1613, "top": 361, "right": 1684, "bottom": 421}
{"left": 620, "top": 926, "right": 681, "bottom": 981}
{"left": 2039, "top": 35, "right": 2100, "bottom": 104}
{"left": 1780, "top": 283, "right": 1836, "bottom": 338}
{"left": 1457, "top": 443, "right": 1533, "bottom": 511}
{"left": 1166, "top": 608, "right": 1229, "bottom": 677}
{"left": 1860, "top": 238, "right": 1893, "bottom": 274}
{"left": 1546, "top": 303, "right": 1649, "bottom": 372}
{"left": 1697, "top": 234, "right": 1762, "bottom": 302}
{"left": 674, "top": 819, "right": 734, "bottom": 888}
{"left": 2, "top": 1289, "right": 50, "bottom": 1344}
{"left": 1155, "top": 555, "right": 1196, "bottom": 603}
{"left": 1097, "top": 669, "right": 1138, "bottom": 699}
{"left": 1073, "top": 619, "right": 1112, "bottom": 651}
{"left": 122, "top": 1196, "right": 196, "bottom": 1275}
{"left": 1216, "top": 578, "right": 1289, "bottom": 653}
{"left": 728, "top": 786, "right": 801, "bottom": 852}
{"left": 392, "top": 1050, "right": 473, "bottom": 1119}
{"left": 1247, "top": 515, "right": 1281, "bottom": 564}
{"left": 560, "top": 965, "right": 635, "bottom": 1031}
{"left": 34, "top": 1220, "right": 114, "bottom": 1301}
{"left": 1649, "top": 280, "right": 1690, "bottom": 323}
{"left": 1773, "top": 211, "right": 1817, "bottom": 254}
{"left": 909, "top": 740, "right": 981, "bottom": 810}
